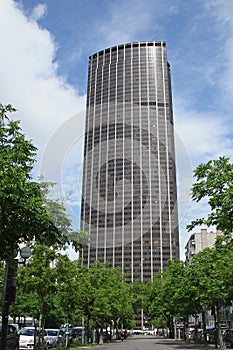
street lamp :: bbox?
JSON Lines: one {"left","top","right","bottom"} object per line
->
{"left": 19, "top": 246, "right": 32, "bottom": 265}
{"left": 0, "top": 245, "right": 32, "bottom": 350}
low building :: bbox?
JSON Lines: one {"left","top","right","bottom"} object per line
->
{"left": 185, "top": 228, "right": 222, "bottom": 265}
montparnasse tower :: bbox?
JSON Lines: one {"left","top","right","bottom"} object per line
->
{"left": 80, "top": 41, "right": 179, "bottom": 282}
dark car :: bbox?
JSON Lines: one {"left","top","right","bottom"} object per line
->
{"left": 223, "top": 329, "right": 233, "bottom": 348}
{"left": 0, "top": 324, "right": 19, "bottom": 350}
{"left": 60, "top": 328, "right": 76, "bottom": 346}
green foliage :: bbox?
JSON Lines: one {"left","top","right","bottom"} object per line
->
{"left": 55, "top": 255, "right": 82, "bottom": 325}
{"left": 12, "top": 244, "right": 59, "bottom": 323}
{"left": 188, "top": 240, "right": 233, "bottom": 311}
{"left": 0, "top": 104, "right": 67, "bottom": 260}
{"left": 147, "top": 260, "right": 196, "bottom": 329}
{"left": 77, "top": 262, "right": 134, "bottom": 330}
{"left": 12, "top": 249, "right": 135, "bottom": 333}
{"left": 187, "top": 156, "right": 233, "bottom": 234}
{"left": 11, "top": 239, "right": 233, "bottom": 339}
{"left": 12, "top": 244, "right": 85, "bottom": 327}
{"left": 147, "top": 237, "right": 233, "bottom": 334}
{"left": 0, "top": 103, "right": 86, "bottom": 261}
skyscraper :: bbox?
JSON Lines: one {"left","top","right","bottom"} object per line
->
{"left": 81, "top": 41, "right": 179, "bottom": 282}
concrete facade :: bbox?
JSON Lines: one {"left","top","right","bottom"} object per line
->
{"left": 185, "top": 229, "right": 222, "bottom": 264}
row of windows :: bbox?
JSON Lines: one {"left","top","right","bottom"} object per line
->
{"left": 93, "top": 98, "right": 165, "bottom": 106}
{"left": 95, "top": 59, "right": 164, "bottom": 67}
{"left": 93, "top": 82, "right": 160, "bottom": 90}
{"left": 91, "top": 41, "right": 164, "bottom": 55}
{"left": 92, "top": 93, "right": 169, "bottom": 101}
{"left": 84, "top": 140, "right": 167, "bottom": 156}
{"left": 85, "top": 121, "right": 170, "bottom": 138}
{"left": 85, "top": 244, "right": 171, "bottom": 254}
{"left": 93, "top": 64, "right": 166, "bottom": 76}
{"left": 82, "top": 218, "right": 175, "bottom": 230}
{"left": 91, "top": 82, "right": 164, "bottom": 99}
{"left": 92, "top": 74, "right": 166, "bottom": 84}
{"left": 90, "top": 91, "right": 168, "bottom": 102}
{"left": 91, "top": 55, "right": 165, "bottom": 68}
{"left": 85, "top": 161, "right": 171, "bottom": 173}
{"left": 97, "top": 47, "right": 164, "bottom": 58}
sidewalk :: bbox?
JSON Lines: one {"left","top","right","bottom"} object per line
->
{"left": 150, "top": 337, "right": 217, "bottom": 349}
{"left": 169, "top": 339, "right": 217, "bottom": 349}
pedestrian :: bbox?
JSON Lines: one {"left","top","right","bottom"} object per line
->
{"left": 120, "top": 330, "right": 124, "bottom": 341}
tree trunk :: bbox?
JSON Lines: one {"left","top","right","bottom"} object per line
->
{"left": 169, "top": 316, "right": 174, "bottom": 339}
{"left": 202, "top": 309, "right": 208, "bottom": 346}
{"left": 0, "top": 261, "right": 17, "bottom": 350}
{"left": 38, "top": 303, "right": 43, "bottom": 350}
{"left": 65, "top": 316, "right": 69, "bottom": 348}
{"left": 216, "top": 305, "right": 225, "bottom": 349}
{"left": 81, "top": 315, "right": 85, "bottom": 345}
{"left": 114, "top": 319, "right": 120, "bottom": 340}
{"left": 99, "top": 322, "right": 104, "bottom": 344}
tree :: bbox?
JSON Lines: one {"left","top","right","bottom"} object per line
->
{"left": 147, "top": 274, "right": 170, "bottom": 331}
{"left": 0, "top": 103, "right": 73, "bottom": 261}
{"left": 13, "top": 246, "right": 84, "bottom": 331}
{"left": 77, "top": 262, "right": 134, "bottom": 344}
{"left": 188, "top": 240, "right": 233, "bottom": 348}
{"left": 14, "top": 244, "right": 59, "bottom": 349}
{"left": 187, "top": 156, "right": 233, "bottom": 234}
{"left": 93, "top": 265, "right": 134, "bottom": 337}
{"left": 0, "top": 262, "right": 5, "bottom": 301}
{"left": 147, "top": 260, "right": 197, "bottom": 339}
{"left": 55, "top": 255, "right": 82, "bottom": 342}
{"left": 0, "top": 103, "right": 86, "bottom": 349}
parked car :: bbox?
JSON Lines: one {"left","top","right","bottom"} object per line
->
{"left": 60, "top": 327, "right": 76, "bottom": 346}
{"left": 223, "top": 329, "right": 233, "bottom": 348}
{"left": 45, "top": 329, "right": 65, "bottom": 348}
{"left": 19, "top": 327, "right": 48, "bottom": 350}
{"left": 0, "top": 324, "right": 19, "bottom": 350}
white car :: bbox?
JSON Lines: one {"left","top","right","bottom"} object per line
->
{"left": 45, "top": 329, "right": 65, "bottom": 348}
{"left": 19, "top": 327, "right": 48, "bottom": 350}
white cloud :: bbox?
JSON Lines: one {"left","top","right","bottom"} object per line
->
{"left": 0, "top": 0, "right": 86, "bottom": 168}
{"left": 96, "top": 0, "right": 167, "bottom": 48}
{"left": 204, "top": 0, "right": 233, "bottom": 27}
{"left": 174, "top": 94, "right": 233, "bottom": 258}
{"left": 174, "top": 97, "right": 233, "bottom": 165}
{"left": 204, "top": 1, "right": 233, "bottom": 102}
{"left": 29, "top": 3, "right": 48, "bottom": 21}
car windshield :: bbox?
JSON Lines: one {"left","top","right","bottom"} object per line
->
{"left": 20, "top": 328, "right": 35, "bottom": 336}
{"left": 47, "top": 330, "right": 58, "bottom": 336}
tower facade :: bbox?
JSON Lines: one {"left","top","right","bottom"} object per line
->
{"left": 81, "top": 41, "right": 179, "bottom": 282}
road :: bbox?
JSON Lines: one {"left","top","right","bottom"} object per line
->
{"left": 88, "top": 335, "right": 215, "bottom": 350}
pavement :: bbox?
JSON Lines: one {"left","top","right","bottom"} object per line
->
{"left": 78, "top": 335, "right": 219, "bottom": 350}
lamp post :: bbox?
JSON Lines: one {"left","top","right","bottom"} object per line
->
{"left": 19, "top": 246, "right": 32, "bottom": 265}
{"left": 0, "top": 245, "right": 31, "bottom": 350}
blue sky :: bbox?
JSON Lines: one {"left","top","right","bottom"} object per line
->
{"left": 1, "top": 0, "right": 233, "bottom": 259}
